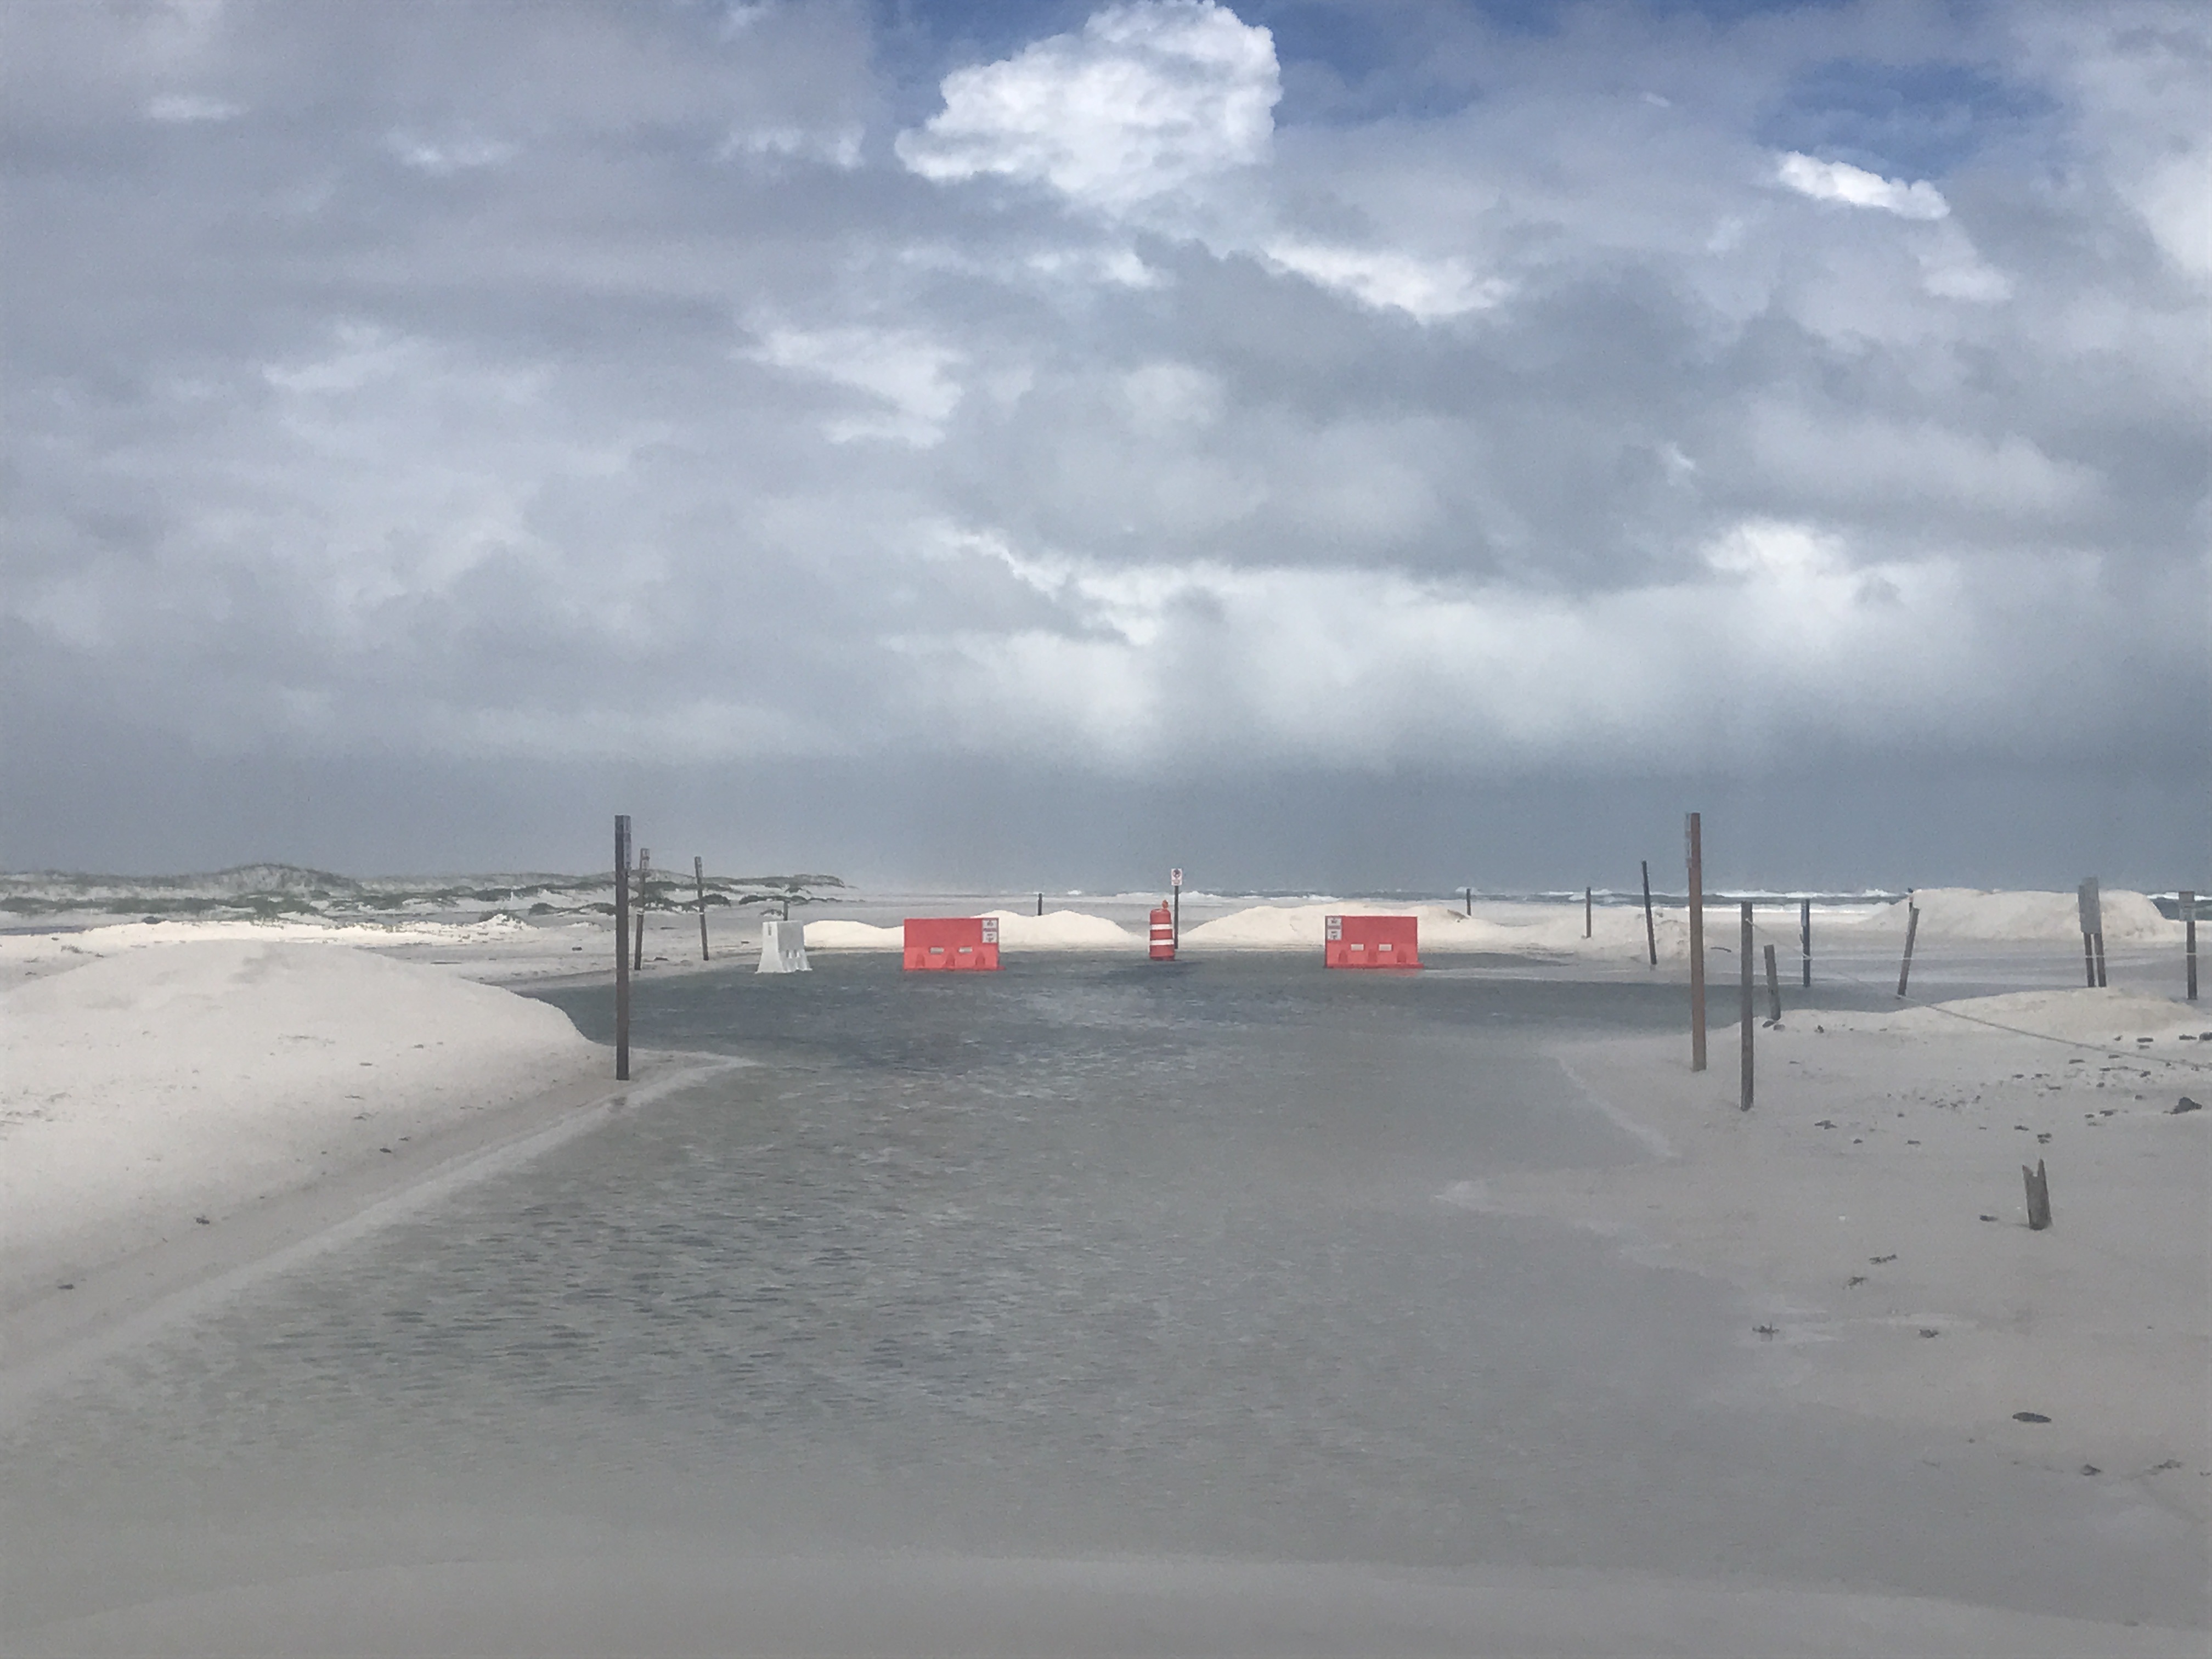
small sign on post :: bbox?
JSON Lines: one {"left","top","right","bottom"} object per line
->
{"left": 2078, "top": 878, "right": 2106, "bottom": 989}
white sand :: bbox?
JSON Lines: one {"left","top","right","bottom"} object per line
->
{"left": 1833, "top": 887, "right": 2178, "bottom": 945}
{"left": 0, "top": 940, "right": 603, "bottom": 1309}
{"left": 1457, "top": 986, "right": 2211, "bottom": 1523}
{"left": 803, "top": 910, "right": 1146, "bottom": 951}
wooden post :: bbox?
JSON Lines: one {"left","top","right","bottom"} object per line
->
{"left": 1686, "top": 814, "right": 1707, "bottom": 1072}
{"left": 1640, "top": 860, "right": 1657, "bottom": 967}
{"left": 2184, "top": 890, "right": 2198, "bottom": 1002}
{"left": 633, "top": 848, "right": 650, "bottom": 971}
{"left": 1465, "top": 887, "right": 1472, "bottom": 917}
{"left": 1799, "top": 896, "right": 1812, "bottom": 989}
{"left": 1765, "top": 943, "right": 1780, "bottom": 1024}
{"left": 2023, "top": 1159, "right": 2051, "bottom": 1231}
{"left": 614, "top": 816, "right": 631, "bottom": 1082}
{"left": 695, "top": 856, "right": 709, "bottom": 963}
{"left": 1739, "top": 900, "right": 1754, "bottom": 1110}
{"left": 1584, "top": 885, "right": 1592, "bottom": 939}
{"left": 1896, "top": 896, "right": 1920, "bottom": 998}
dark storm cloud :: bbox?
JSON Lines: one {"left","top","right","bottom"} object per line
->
{"left": 2, "top": 0, "right": 2204, "bottom": 876}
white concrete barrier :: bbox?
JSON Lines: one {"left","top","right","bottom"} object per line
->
{"left": 758, "top": 916, "right": 810, "bottom": 974}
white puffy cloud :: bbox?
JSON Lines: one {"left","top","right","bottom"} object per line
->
{"left": 1775, "top": 152, "right": 1950, "bottom": 221}
{"left": 894, "top": 0, "right": 1278, "bottom": 210}
{"left": 1260, "top": 241, "right": 1506, "bottom": 321}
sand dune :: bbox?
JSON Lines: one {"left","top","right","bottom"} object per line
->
{"left": 0, "top": 940, "right": 602, "bottom": 1309}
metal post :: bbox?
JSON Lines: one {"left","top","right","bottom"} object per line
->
{"left": 614, "top": 816, "right": 631, "bottom": 1082}
{"left": 634, "top": 848, "right": 650, "bottom": 972}
{"left": 1686, "top": 813, "right": 1707, "bottom": 1072}
{"left": 1584, "top": 885, "right": 1592, "bottom": 939}
{"left": 2185, "top": 890, "right": 2198, "bottom": 1002}
{"left": 2092, "top": 932, "right": 2107, "bottom": 989}
{"left": 1171, "top": 868, "right": 1182, "bottom": 947}
{"left": 1465, "top": 887, "right": 1472, "bottom": 917}
{"left": 1640, "top": 860, "right": 1656, "bottom": 968}
{"left": 1036, "top": 891, "right": 1043, "bottom": 917}
{"left": 1739, "top": 900, "right": 1754, "bottom": 1110}
{"left": 695, "top": 856, "right": 709, "bottom": 962}
{"left": 1800, "top": 896, "right": 1812, "bottom": 989}
{"left": 2078, "top": 878, "right": 2102, "bottom": 988}
{"left": 1897, "top": 898, "right": 1920, "bottom": 998}
{"left": 1765, "top": 943, "right": 1780, "bottom": 1024}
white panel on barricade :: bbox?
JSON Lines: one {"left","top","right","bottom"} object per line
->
{"left": 758, "top": 916, "right": 811, "bottom": 974}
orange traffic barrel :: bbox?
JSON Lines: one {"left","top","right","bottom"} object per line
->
{"left": 1149, "top": 902, "right": 1176, "bottom": 961}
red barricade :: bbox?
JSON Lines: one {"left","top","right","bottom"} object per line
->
{"left": 1324, "top": 914, "right": 1420, "bottom": 969}
{"left": 1149, "top": 902, "right": 1175, "bottom": 961}
{"left": 903, "top": 916, "right": 1001, "bottom": 972}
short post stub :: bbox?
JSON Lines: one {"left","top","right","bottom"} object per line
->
{"left": 1739, "top": 900, "right": 1754, "bottom": 1110}
{"left": 2024, "top": 1159, "right": 2052, "bottom": 1231}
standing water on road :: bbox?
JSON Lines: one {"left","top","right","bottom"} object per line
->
{"left": 3, "top": 956, "right": 2198, "bottom": 1647}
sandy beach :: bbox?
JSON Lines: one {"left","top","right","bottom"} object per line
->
{"left": 1457, "top": 988, "right": 2210, "bottom": 1530}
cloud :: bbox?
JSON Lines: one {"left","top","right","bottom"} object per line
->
{"left": 1261, "top": 241, "right": 1506, "bottom": 321}
{"left": 3, "top": 0, "right": 2204, "bottom": 877}
{"left": 145, "top": 92, "right": 242, "bottom": 123}
{"left": 385, "top": 132, "right": 521, "bottom": 174}
{"left": 895, "top": 0, "right": 1278, "bottom": 211}
{"left": 747, "top": 325, "right": 966, "bottom": 446}
{"left": 1775, "top": 151, "right": 1950, "bottom": 220}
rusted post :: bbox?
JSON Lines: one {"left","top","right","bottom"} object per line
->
{"left": 1641, "top": 861, "right": 1657, "bottom": 968}
{"left": 1686, "top": 814, "right": 1707, "bottom": 1072}
{"left": 2184, "top": 890, "right": 2198, "bottom": 1002}
{"left": 614, "top": 816, "right": 631, "bottom": 1082}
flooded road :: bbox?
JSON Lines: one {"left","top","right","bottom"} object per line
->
{"left": 5, "top": 957, "right": 2198, "bottom": 1650}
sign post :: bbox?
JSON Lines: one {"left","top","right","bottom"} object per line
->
{"left": 614, "top": 815, "right": 631, "bottom": 1081}
{"left": 2077, "top": 878, "right": 2105, "bottom": 989}
{"left": 1170, "top": 868, "right": 1183, "bottom": 947}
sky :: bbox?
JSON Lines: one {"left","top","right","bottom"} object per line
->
{"left": 2, "top": 0, "right": 2205, "bottom": 890}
